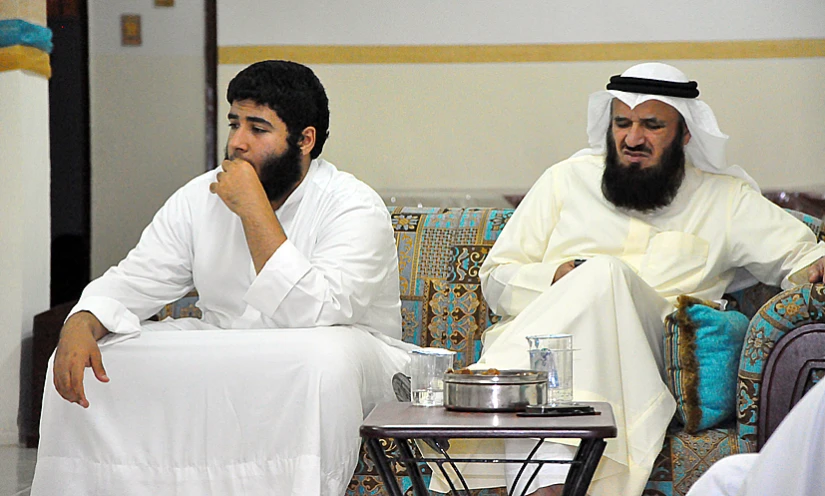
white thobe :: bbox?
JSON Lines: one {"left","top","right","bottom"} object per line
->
{"left": 432, "top": 155, "right": 825, "bottom": 495}
{"left": 66, "top": 158, "right": 402, "bottom": 340}
{"left": 685, "top": 379, "right": 825, "bottom": 496}
{"left": 32, "top": 159, "right": 412, "bottom": 496}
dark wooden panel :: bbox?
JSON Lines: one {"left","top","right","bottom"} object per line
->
{"left": 758, "top": 323, "right": 825, "bottom": 449}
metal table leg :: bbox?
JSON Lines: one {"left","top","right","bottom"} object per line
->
{"left": 364, "top": 438, "right": 405, "bottom": 496}
{"left": 509, "top": 438, "right": 544, "bottom": 496}
{"left": 366, "top": 435, "right": 607, "bottom": 496}
{"left": 395, "top": 438, "right": 431, "bottom": 496}
{"left": 562, "top": 438, "right": 606, "bottom": 496}
{"left": 407, "top": 438, "right": 474, "bottom": 496}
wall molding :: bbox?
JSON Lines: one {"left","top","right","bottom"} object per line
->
{"left": 219, "top": 38, "right": 825, "bottom": 65}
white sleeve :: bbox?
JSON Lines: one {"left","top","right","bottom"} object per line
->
{"left": 480, "top": 167, "right": 565, "bottom": 317}
{"left": 727, "top": 182, "right": 825, "bottom": 289}
{"left": 243, "top": 200, "right": 397, "bottom": 327}
{"left": 69, "top": 188, "right": 196, "bottom": 334}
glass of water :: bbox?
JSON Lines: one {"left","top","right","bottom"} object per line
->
{"left": 526, "top": 334, "right": 574, "bottom": 405}
{"left": 409, "top": 348, "right": 456, "bottom": 407}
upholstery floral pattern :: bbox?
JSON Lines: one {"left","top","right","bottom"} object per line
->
{"left": 156, "top": 291, "right": 201, "bottom": 320}
{"left": 736, "top": 283, "right": 825, "bottom": 452}
{"left": 643, "top": 425, "right": 748, "bottom": 496}
{"left": 389, "top": 207, "right": 510, "bottom": 368}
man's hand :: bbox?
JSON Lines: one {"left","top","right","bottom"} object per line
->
{"left": 553, "top": 261, "right": 577, "bottom": 283}
{"left": 209, "top": 159, "right": 271, "bottom": 217}
{"left": 53, "top": 312, "right": 109, "bottom": 408}
{"left": 210, "top": 158, "right": 287, "bottom": 273}
{"left": 808, "top": 256, "right": 825, "bottom": 284}
{"left": 553, "top": 259, "right": 587, "bottom": 284}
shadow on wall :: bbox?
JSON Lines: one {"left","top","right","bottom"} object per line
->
{"left": 19, "top": 234, "right": 89, "bottom": 445}
{"left": 17, "top": 336, "right": 33, "bottom": 446}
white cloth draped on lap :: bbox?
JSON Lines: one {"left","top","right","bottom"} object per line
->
{"left": 32, "top": 321, "right": 411, "bottom": 496}
{"left": 428, "top": 256, "right": 677, "bottom": 496}
{"left": 686, "top": 379, "right": 825, "bottom": 496}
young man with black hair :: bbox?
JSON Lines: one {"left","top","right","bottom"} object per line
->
{"left": 36, "top": 60, "right": 409, "bottom": 496}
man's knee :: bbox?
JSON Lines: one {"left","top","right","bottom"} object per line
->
{"left": 579, "top": 255, "right": 635, "bottom": 277}
{"left": 301, "top": 336, "right": 361, "bottom": 391}
{"left": 568, "top": 256, "right": 640, "bottom": 291}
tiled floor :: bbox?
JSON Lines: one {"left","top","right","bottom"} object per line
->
{"left": 0, "top": 446, "right": 36, "bottom": 496}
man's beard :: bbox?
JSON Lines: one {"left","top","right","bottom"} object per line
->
{"left": 225, "top": 141, "right": 303, "bottom": 202}
{"left": 601, "top": 128, "right": 686, "bottom": 212}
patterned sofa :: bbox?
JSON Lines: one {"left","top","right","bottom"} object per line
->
{"left": 161, "top": 206, "right": 825, "bottom": 496}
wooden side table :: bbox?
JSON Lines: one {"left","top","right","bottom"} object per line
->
{"left": 360, "top": 401, "right": 617, "bottom": 496}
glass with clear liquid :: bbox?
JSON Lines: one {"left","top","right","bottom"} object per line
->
{"left": 409, "top": 348, "right": 455, "bottom": 407}
{"left": 526, "top": 334, "right": 574, "bottom": 405}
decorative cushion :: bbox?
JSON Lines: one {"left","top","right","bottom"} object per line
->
{"left": 664, "top": 295, "right": 750, "bottom": 433}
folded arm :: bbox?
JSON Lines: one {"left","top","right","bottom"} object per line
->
{"left": 244, "top": 199, "right": 398, "bottom": 328}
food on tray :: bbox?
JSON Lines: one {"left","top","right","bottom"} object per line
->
{"left": 447, "top": 368, "right": 472, "bottom": 374}
{"left": 447, "top": 367, "right": 501, "bottom": 375}
{"left": 480, "top": 368, "right": 501, "bottom": 375}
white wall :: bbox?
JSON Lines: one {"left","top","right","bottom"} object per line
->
{"left": 89, "top": 0, "right": 203, "bottom": 56}
{"left": 217, "top": 60, "right": 825, "bottom": 194}
{"left": 218, "top": 0, "right": 825, "bottom": 45}
{"left": 216, "top": 1, "right": 825, "bottom": 196}
{"left": 0, "top": 71, "right": 51, "bottom": 445}
{"left": 88, "top": 0, "right": 205, "bottom": 277}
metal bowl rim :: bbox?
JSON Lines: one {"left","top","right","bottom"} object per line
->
{"left": 444, "top": 369, "right": 548, "bottom": 385}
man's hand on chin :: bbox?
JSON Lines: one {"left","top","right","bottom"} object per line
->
{"left": 209, "top": 158, "right": 271, "bottom": 217}
{"left": 808, "top": 256, "right": 825, "bottom": 284}
{"left": 53, "top": 312, "right": 109, "bottom": 408}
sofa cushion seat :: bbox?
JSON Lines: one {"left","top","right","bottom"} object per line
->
{"left": 646, "top": 423, "right": 748, "bottom": 496}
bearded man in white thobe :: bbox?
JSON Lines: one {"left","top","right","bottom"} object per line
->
{"left": 432, "top": 63, "right": 825, "bottom": 496}
{"left": 33, "top": 60, "right": 411, "bottom": 496}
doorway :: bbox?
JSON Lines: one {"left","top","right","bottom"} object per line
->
{"left": 48, "top": 0, "right": 90, "bottom": 307}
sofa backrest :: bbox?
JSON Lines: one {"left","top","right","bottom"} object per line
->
{"left": 160, "top": 205, "right": 820, "bottom": 371}
{"left": 388, "top": 207, "right": 513, "bottom": 368}
{"left": 387, "top": 206, "right": 823, "bottom": 369}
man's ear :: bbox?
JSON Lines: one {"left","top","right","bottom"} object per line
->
{"left": 298, "top": 127, "right": 316, "bottom": 157}
{"left": 682, "top": 125, "right": 691, "bottom": 146}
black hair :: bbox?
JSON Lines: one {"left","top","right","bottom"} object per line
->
{"left": 227, "top": 60, "right": 330, "bottom": 159}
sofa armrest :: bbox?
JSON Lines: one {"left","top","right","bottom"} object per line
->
{"left": 736, "top": 283, "right": 825, "bottom": 450}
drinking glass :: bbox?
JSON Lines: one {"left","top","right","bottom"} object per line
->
{"left": 409, "top": 348, "right": 455, "bottom": 407}
{"left": 526, "top": 334, "right": 574, "bottom": 405}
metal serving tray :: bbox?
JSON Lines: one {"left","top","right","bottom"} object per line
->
{"left": 443, "top": 369, "right": 548, "bottom": 412}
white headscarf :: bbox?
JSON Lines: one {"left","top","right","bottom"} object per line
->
{"left": 572, "top": 62, "right": 760, "bottom": 192}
